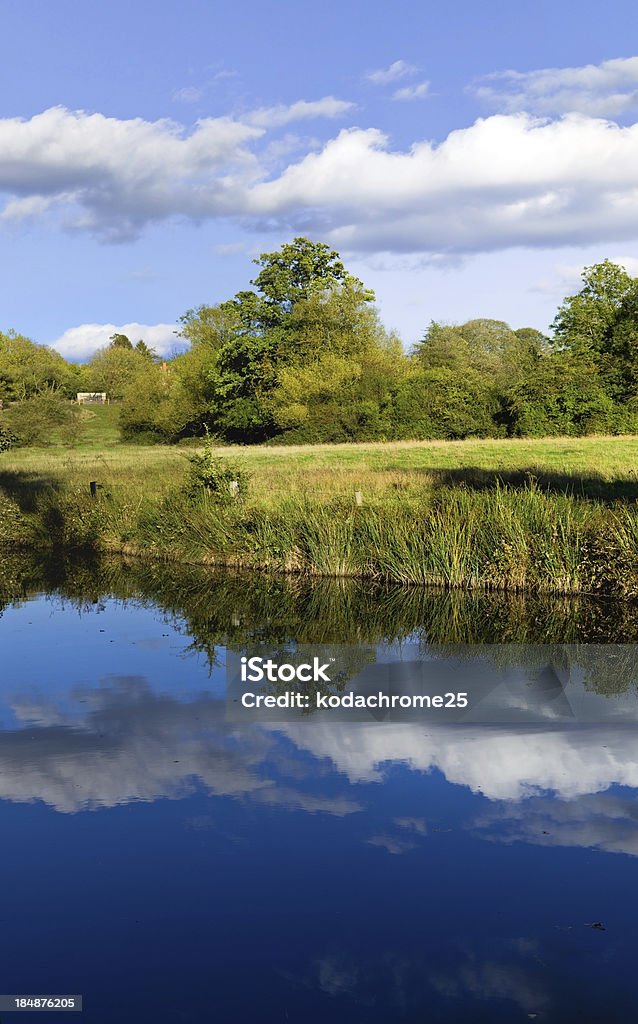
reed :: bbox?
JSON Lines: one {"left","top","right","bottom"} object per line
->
{"left": 2, "top": 436, "right": 638, "bottom": 595}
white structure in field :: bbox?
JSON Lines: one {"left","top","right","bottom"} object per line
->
{"left": 77, "top": 392, "right": 108, "bottom": 405}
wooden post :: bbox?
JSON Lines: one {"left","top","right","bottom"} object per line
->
{"left": 355, "top": 490, "right": 363, "bottom": 506}
{"left": 229, "top": 480, "right": 240, "bottom": 498}
{"left": 90, "top": 481, "right": 97, "bottom": 498}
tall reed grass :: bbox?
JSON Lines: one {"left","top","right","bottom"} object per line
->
{"left": 4, "top": 476, "right": 635, "bottom": 597}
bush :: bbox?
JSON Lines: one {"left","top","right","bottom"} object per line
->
{"left": 0, "top": 424, "right": 17, "bottom": 451}
{"left": 3, "top": 392, "right": 84, "bottom": 446}
{"left": 390, "top": 368, "right": 500, "bottom": 440}
{"left": 184, "top": 441, "right": 249, "bottom": 502}
{"left": 507, "top": 357, "right": 616, "bottom": 437}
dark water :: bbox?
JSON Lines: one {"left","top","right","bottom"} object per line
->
{"left": 2, "top": 556, "right": 638, "bottom": 1022}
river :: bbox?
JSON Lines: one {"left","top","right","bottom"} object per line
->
{"left": 1, "top": 555, "right": 637, "bottom": 1022}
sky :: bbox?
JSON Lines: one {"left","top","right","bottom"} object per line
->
{"left": 3, "top": 0, "right": 638, "bottom": 359}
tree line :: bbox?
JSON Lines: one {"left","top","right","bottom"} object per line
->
{"left": 2, "top": 239, "right": 638, "bottom": 448}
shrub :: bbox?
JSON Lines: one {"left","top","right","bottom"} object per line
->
{"left": 3, "top": 392, "right": 83, "bottom": 446}
{"left": 184, "top": 441, "right": 249, "bottom": 502}
{"left": 390, "top": 368, "right": 500, "bottom": 440}
{"left": 0, "top": 424, "right": 17, "bottom": 451}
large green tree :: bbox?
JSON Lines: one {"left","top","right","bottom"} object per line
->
{"left": 415, "top": 318, "right": 544, "bottom": 385}
{"left": 551, "top": 260, "right": 638, "bottom": 400}
{"left": 181, "top": 237, "right": 378, "bottom": 441}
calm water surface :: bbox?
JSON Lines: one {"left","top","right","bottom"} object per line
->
{"left": 1, "top": 557, "right": 638, "bottom": 1022}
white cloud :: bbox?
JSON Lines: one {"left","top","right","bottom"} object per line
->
{"left": 247, "top": 113, "right": 638, "bottom": 255}
{"left": 0, "top": 105, "right": 263, "bottom": 241}
{"left": 471, "top": 55, "right": 638, "bottom": 117}
{"left": 7, "top": 103, "right": 638, "bottom": 258}
{"left": 393, "top": 81, "right": 430, "bottom": 101}
{"left": 50, "top": 322, "right": 181, "bottom": 360}
{"left": 0, "top": 102, "right": 350, "bottom": 241}
{"left": 367, "top": 59, "right": 418, "bottom": 85}
{"left": 0, "top": 193, "right": 60, "bottom": 220}
{"left": 246, "top": 96, "right": 355, "bottom": 129}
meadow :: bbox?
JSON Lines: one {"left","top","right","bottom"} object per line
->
{"left": 1, "top": 407, "right": 638, "bottom": 595}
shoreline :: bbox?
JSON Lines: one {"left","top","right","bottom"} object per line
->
{"left": 2, "top": 482, "right": 637, "bottom": 598}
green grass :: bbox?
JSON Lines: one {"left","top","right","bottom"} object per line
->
{"left": 2, "top": 426, "right": 638, "bottom": 595}
{"left": 3, "top": 427, "right": 638, "bottom": 501}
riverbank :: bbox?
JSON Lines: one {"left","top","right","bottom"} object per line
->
{"left": 2, "top": 434, "right": 638, "bottom": 595}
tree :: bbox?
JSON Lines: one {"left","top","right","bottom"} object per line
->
{"left": 109, "top": 333, "right": 134, "bottom": 350}
{"left": 177, "top": 304, "right": 240, "bottom": 351}
{"left": 0, "top": 331, "right": 76, "bottom": 400}
{"left": 4, "top": 390, "right": 84, "bottom": 446}
{"left": 248, "top": 236, "right": 370, "bottom": 326}
{"left": 390, "top": 367, "right": 500, "bottom": 440}
{"left": 134, "top": 339, "right": 157, "bottom": 360}
{"left": 214, "top": 237, "right": 358, "bottom": 339}
{"left": 205, "top": 238, "right": 378, "bottom": 441}
{"left": 415, "top": 319, "right": 543, "bottom": 385}
{"left": 507, "top": 355, "right": 616, "bottom": 436}
{"left": 552, "top": 261, "right": 635, "bottom": 358}
{"left": 87, "top": 345, "right": 150, "bottom": 400}
{"left": 552, "top": 260, "right": 638, "bottom": 401}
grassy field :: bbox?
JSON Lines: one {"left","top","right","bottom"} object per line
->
{"left": 3, "top": 405, "right": 638, "bottom": 502}
{"left": 2, "top": 407, "right": 638, "bottom": 594}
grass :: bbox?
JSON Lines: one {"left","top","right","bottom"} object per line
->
{"left": 1, "top": 407, "right": 638, "bottom": 596}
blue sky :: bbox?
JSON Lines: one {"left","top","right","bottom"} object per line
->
{"left": 3, "top": 0, "right": 638, "bottom": 359}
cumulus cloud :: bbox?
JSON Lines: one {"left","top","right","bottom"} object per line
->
{"left": 366, "top": 59, "right": 418, "bottom": 85}
{"left": 0, "top": 105, "right": 262, "bottom": 241}
{"left": 393, "top": 81, "right": 430, "bottom": 101}
{"left": 7, "top": 101, "right": 638, "bottom": 256}
{"left": 0, "top": 101, "right": 350, "bottom": 242}
{"left": 471, "top": 55, "right": 638, "bottom": 117}
{"left": 247, "top": 113, "right": 638, "bottom": 255}
{"left": 50, "top": 322, "right": 182, "bottom": 360}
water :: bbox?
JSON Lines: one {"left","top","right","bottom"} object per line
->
{"left": 1, "top": 556, "right": 638, "bottom": 1022}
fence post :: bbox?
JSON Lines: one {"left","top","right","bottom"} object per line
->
{"left": 355, "top": 490, "right": 363, "bottom": 506}
{"left": 90, "top": 481, "right": 97, "bottom": 498}
{"left": 229, "top": 480, "right": 240, "bottom": 498}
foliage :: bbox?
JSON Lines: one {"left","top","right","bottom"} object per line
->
{"left": 0, "top": 331, "right": 77, "bottom": 401}
{"left": 109, "top": 333, "right": 134, "bottom": 349}
{"left": 551, "top": 260, "right": 638, "bottom": 401}
{"left": 508, "top": 355, "right": 617, "bottom": 436}
{"left": 415, "top": 318, "right": 544, "bottom": 386}
{"left": 552, "top": 260, "right": 634, "bottom": 356}
{"left": 4, "top": 249, "right": 638, "bottom": 449}
{"left": 3, "top": 391, "right": 84, "bottom": 446}
{"left": 184, "top": 441, "right": 249, "bottom": 502}
{"left": 87, "top": 344, "right": 151, "bottom": 400}
{"left": 391, "top": 367, "right": 500, "bottom": 439}
{"left": 134, "top": 339, "right": 156, "bottom": 360}
{"left": 0, "top": 423, "right": 17, "bottom": 451}
{"left": 177, "top": 304, "right": 239, "bottom": 351}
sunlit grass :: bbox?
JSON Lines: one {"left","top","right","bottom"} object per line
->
{"left": 2, "top": 429, "right": 638, "bottom": 595}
